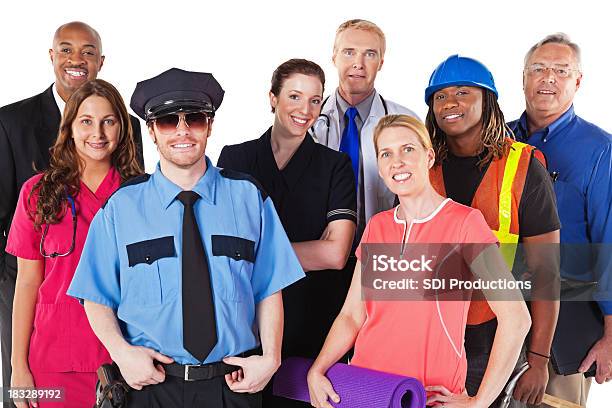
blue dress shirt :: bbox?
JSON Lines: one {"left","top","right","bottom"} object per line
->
{"left": 68, "top": 158, "right": 305, "bottom": 364}
{"left": 509, "top": 106, "right": 612, "bottom": 313}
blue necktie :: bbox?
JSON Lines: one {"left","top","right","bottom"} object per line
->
{"left": 340, "top": 107, "right": 359, "bottom": 189}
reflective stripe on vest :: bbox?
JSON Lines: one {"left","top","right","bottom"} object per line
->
{"left": 429, "top": 140, "right": 535, "bottom": 325}
{"left": 493, "top": 141, "right": 528, "bottom": 268}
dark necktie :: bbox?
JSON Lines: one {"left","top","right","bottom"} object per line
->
{"left": 177, "top": 191, "right": 217, "bottom": 362}
{"left": 339, "top": 107, "right": 359, "bottom": 190}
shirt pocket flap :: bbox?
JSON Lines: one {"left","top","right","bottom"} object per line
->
{"left": 126, "top": 236, "right": 175, "bottom": 267}
{"left": 211, "top": 235, "right": 255, "bottom": 262}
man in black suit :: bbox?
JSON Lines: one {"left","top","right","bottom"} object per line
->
{"left": 0, "top": 21, "right": 143, "bottom": 404}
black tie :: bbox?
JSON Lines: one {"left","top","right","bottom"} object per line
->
{"left": 177, "top": 191, "right": 217, "bottom": 362}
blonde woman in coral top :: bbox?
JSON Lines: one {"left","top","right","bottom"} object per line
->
{"left": 307, "top": 115, "right": 531, "bottom": 408}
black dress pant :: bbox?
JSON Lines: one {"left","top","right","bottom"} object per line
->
{"left": 127, "top": 375, "right": 261, "bottom": 408}
{"left": 0, "top": 269, "right": 16, "bottom": 408}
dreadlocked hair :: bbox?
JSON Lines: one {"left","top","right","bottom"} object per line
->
{"left": 425, "top": 89, "right": 514, "bottom": 169}
{"left": 29, "top": 79, "right": 143, "bottom": 230}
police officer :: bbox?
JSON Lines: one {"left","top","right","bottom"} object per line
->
{"left": 68, "top": 68, "right": 304, "bottom": 408}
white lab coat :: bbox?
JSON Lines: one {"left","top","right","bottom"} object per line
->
{"left": 311, "top": 90, "right": 418, "bottom": 223}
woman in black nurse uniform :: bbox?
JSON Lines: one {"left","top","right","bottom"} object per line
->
{"left": 217, "top": 59, "right": 356, "bottom": 407}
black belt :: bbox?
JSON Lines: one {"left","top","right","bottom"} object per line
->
{"left": 164, "top": 361, "right": 238, "bottom": 381}
{"left": 164, "top": 348, "right": 260, "bottom": 382}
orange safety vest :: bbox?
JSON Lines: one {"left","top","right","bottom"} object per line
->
{"left": 429, "top": 138, "right": 538, "bottom": 325}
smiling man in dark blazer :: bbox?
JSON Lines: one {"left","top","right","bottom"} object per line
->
{"left": 0, "top": 21, "right": 143, "bottom": 404}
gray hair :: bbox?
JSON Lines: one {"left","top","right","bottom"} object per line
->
{"left": 524, "top": 33, "right": 581, "bottom": 70}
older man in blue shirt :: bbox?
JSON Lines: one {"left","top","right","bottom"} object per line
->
{"left": 509, "top": 33, "right": 612, "bottom": 406}
{"left": 68, "top": 68, "right": 304, "bottom": 408}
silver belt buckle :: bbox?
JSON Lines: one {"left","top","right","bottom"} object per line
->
{"left": 184, "top": 364, "right": 200, "bottom": 381}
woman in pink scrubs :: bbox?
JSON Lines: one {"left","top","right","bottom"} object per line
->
{"left": 307, "top": 115, "right": 532, "bottom": 408}
{"left": 7, "top": 79, "right": 142, "bottom": 407}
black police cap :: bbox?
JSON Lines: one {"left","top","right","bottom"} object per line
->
{"left": 130, "top": 68, "right": 225, "bottom": 121}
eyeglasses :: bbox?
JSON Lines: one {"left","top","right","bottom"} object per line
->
{"left": 152, "top": 112, "right": 211, "bottom": 135}
{"left": 40, "top": 195, "right": 77, "bottom": 258}
{"left": 525, "top": 64, "right": 579, "bottom": 79}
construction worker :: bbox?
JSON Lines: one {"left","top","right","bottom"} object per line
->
{"left": 424, "top": 55, "right": 561, "bottom": 407}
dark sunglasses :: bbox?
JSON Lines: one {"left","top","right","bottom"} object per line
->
{"left": 152, "top": 112, "right": 211, "bottom": 134}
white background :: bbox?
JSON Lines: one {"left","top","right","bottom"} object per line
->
{"left": 1, "top": 0, "right": 610, "bottom": 405}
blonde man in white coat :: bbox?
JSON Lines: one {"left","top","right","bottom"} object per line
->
{"left": 311, "top": 19, "right": 418, "bottom": 243}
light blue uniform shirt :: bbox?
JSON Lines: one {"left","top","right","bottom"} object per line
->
{"left": 68, "top": 158, "right": 305, "bottom": 364}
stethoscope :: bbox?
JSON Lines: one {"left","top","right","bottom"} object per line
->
{"left": 309, "top": 94, "right": 389, "bottom": 139}
{"left": 39, "top": 194, "right": 77, "bottom": 258}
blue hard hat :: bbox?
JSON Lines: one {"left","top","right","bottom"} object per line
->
{"left": 424, "top": 55, "right": 498, "bottom": 104}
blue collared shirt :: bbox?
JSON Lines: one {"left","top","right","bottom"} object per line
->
{"left": 68, "top": 158, "right": 304, "bottom": 364}
{"left": 509, "top": 106, "right": 612, "bottom": 313}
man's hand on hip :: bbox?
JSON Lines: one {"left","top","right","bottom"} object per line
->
{"left": 223, "top": 354, "right": 280, "bottom": 393}
{"left": 114, "top": 344, "right": 174, "bottom": 390}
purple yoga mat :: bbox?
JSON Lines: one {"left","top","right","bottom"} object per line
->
{"left": 273, "top": 357, "right": 426, "bottom": 408}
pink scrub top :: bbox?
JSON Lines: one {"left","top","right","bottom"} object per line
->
{"left": 6, "top": 168, "right": 120, "bottom": 373}
{"left": 353, "top": 199, "right": 498, "bottom": 394}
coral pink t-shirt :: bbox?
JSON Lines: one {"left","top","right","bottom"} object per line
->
{"left": 6, "top": 168, "right": 119, "bottom": 372}
{"left": 353, "top": 198, "right": 497, "bottom": 394}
